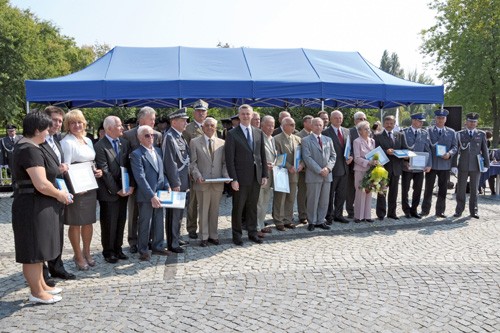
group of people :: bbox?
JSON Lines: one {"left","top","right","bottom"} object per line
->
{"left": 10, "top": 101, "right": 493, "bottom": 305}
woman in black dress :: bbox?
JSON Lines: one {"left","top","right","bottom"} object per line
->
{"left": 12, "top": 112, "right": 73, "bottom": 304}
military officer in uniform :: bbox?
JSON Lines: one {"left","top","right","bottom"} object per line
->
{"left": 453, "top": 112, "right": 490, "bottom": 219}
{"left": 400, "top": 113, "right": 432, "bottom": 219}
{"left": 421, "top": 109, "right": 458, "bottom": 218}
{"left": 183, "top": 99, "right": 209, "bottom": 240}
{"left": 1, "top": 124, "right": 23, "bottom": 183}
{"left": 163, "top": 108, "right": 191, "bottom": 253}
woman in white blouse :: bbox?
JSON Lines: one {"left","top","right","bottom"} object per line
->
{"left": 61, "top": 110, "right": 102, "bottom": 271}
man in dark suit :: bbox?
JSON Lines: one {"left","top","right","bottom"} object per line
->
{"left": 123, "top": 106, "right": 162, "bottom": 253}
{"left": 131, "top": 125, "right": 171, "bottom": 261}
{"left": 163, "top": 108, "right": 191, "bottom": 254}
{"left": 41, "top": 106, "right": 74, "bottom": 282}
{"left": 323, "top": 110, "right": 353, "bottom": 224}
{"left": 225, "top": 104, "right": 268, "bottom": 245}
{"left": 94, "top": 116, "right": 135, "bottom": 263}
{"left": 374, "top": 115, "right": 408, "bottom": 220}
{"left": 346, "top": 111, "right": 367, "bottom": 218}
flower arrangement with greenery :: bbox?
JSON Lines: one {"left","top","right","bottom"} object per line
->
{"left": 359, "top": 153, "right": 389, "bottom": 195}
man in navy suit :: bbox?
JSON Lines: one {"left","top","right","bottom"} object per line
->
{"left": 131, "top": 125, "right": 171, "bottom": 261}
{"left": 94, "top": 116, "right": 135, "bottom": 263}
{"left": 41, "top": 106, "right": 74, "bottom": 282}
{"left": 225, "top": 104, "right": 268, "bottom": 245}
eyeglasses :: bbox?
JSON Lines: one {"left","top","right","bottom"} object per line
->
{"left": 357, "top": 118, "right": 367, "bottom": 121}
{"left": 144, "top": 133, "right": 154, "bottom": 138}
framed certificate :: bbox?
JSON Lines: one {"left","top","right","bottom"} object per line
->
{"left": 67, "top": 162, "right": 98, "bottom": 194}
{"left": 273, "top": 166, "right": 290, "bottom": 193}
{"left": 477, "top": 154, "right": 486, "bottom": 172}
{"left": 160, "top": 191, "right": 187, "bottom": 209}
{"left": 294, "top": 145, "right": 302, "bottom": 170}
{"left": 344, "top": 139, "right": 351, "bottom": 160}
{"left": 393, "top": 149, "right": 417, "bottom": 158}
{"left": 409, "top": 152, "right": 429, "bottom": 171}
{"left": 436, "top": 144, "right": 447, "bottom": 157}
{"left": 120, "top": 167, "right": 130, "bottom": 193}
{"left": 365, "top": 146, "right": 389, "bottom": 165}
{"left": 274, "top": 153, "right": 287, "bottom": 167}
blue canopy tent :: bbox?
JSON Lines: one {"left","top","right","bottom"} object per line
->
{"left": 25, "top": 46, "right": 443, "bottom": 110}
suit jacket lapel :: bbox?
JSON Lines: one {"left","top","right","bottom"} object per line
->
{"left": 235, "top": 127, "right": 253, "bottom": 152}
{"left": 41, "top": 143, "right": 60, "bottom": 166}
{"left": 143, "top": 146, "right": 159, "bottom": 172}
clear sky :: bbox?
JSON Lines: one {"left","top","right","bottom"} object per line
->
{"left": 10, "top": 0, "right": 441, "bottom": 83}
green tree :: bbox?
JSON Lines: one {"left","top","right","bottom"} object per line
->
{"left": 0, "top": 0, "right": 95, "bottom": 126}
{"left": 421, "top": 0, "right": 500, "bottom": 146}
{"left": 379, "top": 50, "right": 405, "bottom": 78}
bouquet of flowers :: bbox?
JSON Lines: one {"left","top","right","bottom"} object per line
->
{"left": 359, "top": 153, "right": 389, "bottom": 195}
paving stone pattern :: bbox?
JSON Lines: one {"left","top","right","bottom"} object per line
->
{"left": 0, "top": 190, "right": 499, "bottom": 332}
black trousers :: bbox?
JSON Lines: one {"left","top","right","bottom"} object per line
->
{"left": 326, "top": 174, "right": 348, "bottom": 220}
{"left": 99, "top": 197, "right": 128, "bottom": 258}
{"left": 47, "top": 210, "right": 65, "bottom": 275}
{"left": 421, "top": 169, "right": 450, "bottom": 215}
{"left": 401, "top": 171, "right": 424, "bottom": 215}
{"left": 231, "top": 180, "right": 260, "bottom": 242}
{"left": 376, "top": 173, "right": 400, "bottom": 218}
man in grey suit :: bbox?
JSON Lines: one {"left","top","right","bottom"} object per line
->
{"left": 302, "top": 117, "right": 336, "bottom": 231}
{"left": 346, "top": 111, "right": 367, "bottom": 218}
{"left": 123, "top": 106, "right": 162, "bottom": 253}
{"left": 256, "top": 115, "right": 276, "bottom": 236}
{"left": 131, "top": 125, "right": 171, "bottom": 261}
{"left": 400, "top": 113, "right": 432, "bottom": 219}
{"left": 374, "top": 115, "right": 408, "bottom": 220}
{"left": 421, "top": 109, "right": 458, "bottom": 218}
{"left": 323, "top": 110, "right": 353, "bottom": 224}
{"left": 273, "top": 117, "right": 304, "bottom": 231}
{"left": 225, "top": 104, "right": 268, "bottom": 245}
{"left": 163, "top": 108, "right": 191, "bottom": 253}
{"left": 453, "top": 112, "right": 490, "bottom": 219}
{"left": 189, "top": 117, "right": 229, "bottom": 247}
{"left": 94, "top": 116, "right": 135, "bottom": 263}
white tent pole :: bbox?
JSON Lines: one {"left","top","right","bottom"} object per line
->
{"left": 178, "top": 100, "right": 182, "bottom": 109}
{"left": 26, "top": 102, "right": 31, "bottom": 113}
{"left": 321, "top": 100, "right": 324, "bottom": 111}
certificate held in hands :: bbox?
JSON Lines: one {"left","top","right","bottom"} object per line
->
{"left": 66, "top": 162, "right": 98, "bottom": 194}
{"left": 120, "top": 167, "right": 130, "bottom": 193}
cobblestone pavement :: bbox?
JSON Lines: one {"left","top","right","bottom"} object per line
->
{"left": 0, "top": 189, "right": 499, "bottom": 332}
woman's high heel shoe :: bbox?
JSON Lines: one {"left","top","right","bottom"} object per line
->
{"left": 74, "top": 257, "right": 89, "bottom": 271}
{"left": 84, "top": 255, "right": 96, "bottom": 267}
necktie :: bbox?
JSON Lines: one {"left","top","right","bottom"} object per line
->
{"left": 48, "top": 136, "right": 61, "bottom": 163}
{"left": 11, "top": 137, "right": 14, "bottom": 143}
{"left": 246, "top": 127, "right": 253, "bottom": 149}
{"left": 318, "top": 136, "right": 323, "bottom": 149}
{"left": 438, "top": 129, "right": 442, "bottom": 136}
{"left": 208, "top": 139, "right": 214, "bottom": 160}
{"left": 388, "top": 131, "right": 393, "bottom": 142}
{"left": 414, "top": 130, "right": 417, "bottom": 138}
{"left": 337, "top": 129, "right": 344, "bottom": 146}
{"left": 469, "top": 130, "right": 473, "bottom": 138}
{"left": 112, "top": 139, "right": 120, "bottom": 157}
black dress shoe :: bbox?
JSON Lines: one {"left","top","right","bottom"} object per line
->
{"left": 435, "top": 213, "right": 447, "bottom": 218}
{"left": 404, "top": 213, "right": 411, "bottom": 218}
{"left": 104, "top": 255, "right": 119, "bottom": 263}
{"left": 116, "top": 252, "right": 129, "bottom": 260}
{"left": 199, "top": 240, "right": 208, "bottom": 247}
{"left": 207, "top": 238, "right": 220, "bottom": 245}
{"left": 420, "top": 211, "right": 429, "bottom": 217}
{"left": 179, "top": 240, "right": 189, "bottom": 246}
{"left": 347, "top": 214, "right": 354, "bottom": 219}
{"left": 470, "top": 214, "right": 479, "bottom": 219}
{"left": 284, "top": 223, "right": 296, "bottom": 229}
{"left": 307, "top": 224, "right": 315, "bottom": 231}
{"left": 377, "top": 217, "right": 384, "bottom": 221}
{"left": 411, "top": 213, "right": 422, "bottom": 219}
{"left": 169, "top": 247, "right": 184, "bottom": 254}
{"left": 317, "top": 223, "right": 331, "bottom": 230}
{"left": 44, "top": 278, "right": 56, "bottom": 287}
{"left": 50, "top": 270, "right": 76, "bottom": 280}
{"left": 387, "top": 215, "right": 400, "bottom": 220}
{"left": 354, "top": 219, "right": 362, "bottom": 223}
{"left": 365, "top": 219, "right": 374, "bottom": 223}
{"left": 299, "top": 219, "right": 308, "bottom": 224}
{"left": 334, "top": 217, "right": 349, "bottom": 223}
{"left": 453, "top": 212, "right": 462, "bottom": 218}
{"left": 129, "top": 245, "right": 138, "bottom": 254}
{"left": 233, "top": 239, "right": 244, "bottom": 246}
{"left": 152, "top": 249, "right": 171, "bottom": 256}
{"left": 188, "top": 232, "right": 198, "bottom": 239}
{"left": 249, "top": 236, "right": 263, "bottom": 244}
{"left": 325, "top": 221, "right": 333, "bottom": 226}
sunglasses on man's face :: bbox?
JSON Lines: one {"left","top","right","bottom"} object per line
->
{"left": 144, "top": 133, "right": 154, "bottom": 138}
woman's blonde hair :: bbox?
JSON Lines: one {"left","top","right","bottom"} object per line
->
{"left": 64, "top": 109, "right": 87, "bottom": 137}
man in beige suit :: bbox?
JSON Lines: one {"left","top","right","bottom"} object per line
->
{"left": 296, "top": 115, "right": 313, "bottom": 224}
{"left": 256, "top": 115, "right": 276, "bottom": 237}
{"left": 183, "top": 99, "right": 209, "bottom": 239}
{"left": 273, "top": 117, "right": 304, "bottom": 231}
{"left": 189, "top": 117, "right": 229, "bottom": 247}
